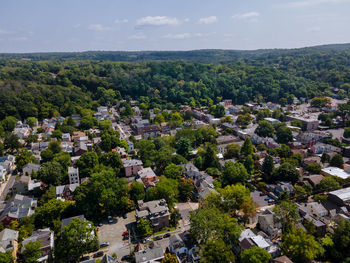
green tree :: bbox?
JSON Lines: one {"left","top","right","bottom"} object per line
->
{"left": 330, "top": 153, "right": 344, "bottom": 168}
{"left": 48, "top": 141, "right": 61, "bottom": 154}
{"left": 321, "top": 152, "right": 330, "bottom": 163}
{"left": 213, "top": 105, "right": 225, "bottom": 118}
{"left": 202, "top": 144, "right": 220, "bottom": 170}
{"left": 1, "top": 116, "right": 17, "bottom": 132}
{"left": 55, "top": 218, "right": 98, "bottom": 263}
{"left": 74, "top": 169, "right": 129, "bottom": 219}
{"left": 273, "top": 162, "right": 300, "bottom": 184}
{"left": 222, "top": 161, "right": 249, "bottom": 186}
{"left": 241, "top": 246, "right": 272, "bottom": 263}
{"left": 40, "top": 149, "right": 54, "bottom": 163}
{"left": 261, "top": 155, "right": 274, "bottom": 182}
{"left": 0, "top": 250, "right": 13, "bottom": 263}
{"left": 37, "top": 161, "right": 66, "bottom": 186}
{"left": 26, "top": 117, "right": 38, "bottom": 128}
{"left": 22, "top": 241, "right": 42, "bottom": 263}
{"left": 244, "top": 155, "right": 255, "bottom": 174}
{"left": 178, "top": 179, "right": 194, "bottom": 202}
{"left": 201, "top": 239, "right": 235, "bottom": 263}
{"left": 4, "top": 133, "right": 21, "bottom": 152}
{"left": 281, "top": 227, "right": 323, "bottom": 263}
{"left": 0, "top": 142, "right": 4, "bottom": 157}
{"left": 34, "top": 199, "right": 71, "bottom": 232}
{"left": 255, "top": 120, "right": 275, "bottom": 138}
{"left": 76, "top": 152, "right": 99, "bottom": 177}
{"left": 176, "top": 137, "right": 192, "bottom": 158}
{"left": 306, "top": 163, "right": 322, "bottom": 174}
{"left": 241, "top": 137, "right": 253, "bottom": 156}
{"left": 163, "top": 163, "right": 183, "bottom": 179}
{"left": 80, "top": 115, "right": 97, "bottom": 130}
{"left": 190, "top": 207, "right": 242, "bottom": 245}
{"left": 318, "top": 176, "right": 341, "bottom": 192}
{"left": 331, "top": 218, "right": 350, "bottom": 261}
{"left": 273, "top": 201, "right": 298, "bottom": 232}
{"left": 136, "top": 218, "right": 153, "bottom": 238}
{"left": 276, "top": 126, "right": 293, "bottom": 144}
{"left": 224, "top": 144, "right": 240, "bottom": 159}
{"left": 162, "top": 253, "right": 178, "bottom": 263}
{"left": 130, "top": 181, "right": 146, "bottom": 202}
{"left": 52, "top": 152, "right": 72, "bottom": 169}
{"left": 51, "top": 129, "right": 62, "bottom": 140}
{"left": 344, "top": 127, "right": 350, "bottom": 138}
{"left": 15, "top": 148, "right": 36, "bottom": 172}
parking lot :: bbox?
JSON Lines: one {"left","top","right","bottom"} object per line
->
{"left": 98, "top": 211, "right": 136, "bottom": 259}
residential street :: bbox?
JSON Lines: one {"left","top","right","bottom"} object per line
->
{"left": 0, "top": 173, "right": 15, "bottom": 201}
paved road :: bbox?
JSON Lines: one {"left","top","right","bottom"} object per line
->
{"left": 0, "top": 174, "right": 15, "bottom": 201}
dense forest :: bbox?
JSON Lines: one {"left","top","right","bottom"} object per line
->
{"left": 1, "top": 43, "right": 350, "bottom": 121}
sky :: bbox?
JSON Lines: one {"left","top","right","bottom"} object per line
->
{"left": 1, "top": 0, "right": 350, "bottom": 52}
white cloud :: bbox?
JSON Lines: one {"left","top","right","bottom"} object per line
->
{"left": 282, "top": 0, "right": 350, "bottom": 8}
{"left": 232, "top": 12, "right": 260, "bottom": 20}
{"left": 306, "top": 26, "right": 321, "bottom": 32}
{"left": 114, "top": 19, "right": 128, "bottom": 24}
{"left": 198, "top": 16, "right": 217, "bottom": 24}
{"left": 128, "top": 33, "right": 146, "bottom": 40}
{"left": 88, "top": 24, "right": 112, "bottom": 31}
{"left": 0, "top": 29, "right": 13, "bottom": 34}
{"left": 163, "top": 33, "right": 191, "bottom": 39}
{"left": 12, "top": 36, "right": 28, "bottom": 41}
{"left": 136, "top": 16, "right": 180, "bottom": 26}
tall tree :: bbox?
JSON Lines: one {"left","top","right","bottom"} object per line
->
{"left": 55, "top": 218, "right": 98, "bottom": 263}
{"left": 22, "top": 241, "right": 42, "bottom": 263}
{"left": 201, "top": 239, "right": 235, "bottom": 263}
{"left": 330, "top": 154, "right": 344, "bottom": 168}
{"left": 222, "top": 161, "right": 249, "bottom": 186}
{"left": 241, "top": 246, "right": 272, "bottom": 263}
{"left": 241, "top": 137, "right": 253, "bottom": 156}
{"left": 281, "top": 228, "right": 323, "bottom": 263}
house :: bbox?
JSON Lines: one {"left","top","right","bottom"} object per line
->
{"left": 0, "top": 228, "right": 19, "bottom": 260}
{"left": 198, "top": 188, "right": 218, "bottom": 204}
{"left": 61, "top": 215, "right": 86, "bottom": 232}
{"left": 23, "top": 163, "right": 40, "bottom": 176}
{"left": 321, "top": 167, "right": 350, "bottom": 180}
{"left": 305, "top": 202, "right": 328, "bottom": 218}
{"left": 68, "top": 167, "right": 80, "bottom": 185}
{"left": 137, "top": 125, "right": 161, "bottom": 139}
{"left": 273, "top": 255, "right": 293, "bottom": 263}
{"left": 13, "top": 127, "right": 30, "bottom": 139}
{"left": 74, "top": 142, "right": 88, "bottom": 156}
{"left": 288, "top": 115, "right": 319, "bottom": 131}
{"left": 139, "top": 176, "right": 159, "bottom": 189}
{"left": 0, "top": 165, "right": 6, "bottom": 182}
{"left": 22, "top": 228, "right": 54, "bottom": 263}
{"left": 303, "top": 214, "right": 327, "bottom": 237}
{"left": 169, "top": 233, "right": 188, "bottom": 261}
{"left": 304, "top": 174, "right": 324, "bottom": 188}
{"left": 137, "top": 167, "right": 156, "bottom": 179}
{"left": 56, "top": 184, "right": 79, "bottom": 201}
{"left": 0, "top": 194, "right": 37, "bottom": 226}
{"left": 257, "top": 209, "right": 282, "bottom": 238}
{"left": 238, "top": 229, "right": 280, "bottom": 257}
{"left": 122, "top": 159, "right": 143, "bottom": 177}
{"left": 12, "top": 175, "right": 31, "bottom": 195}
{"left": 62, "top": 133, "right": 71, "bottom": 142}
{"left": 328, "top": 187, "right": 350, "bottom": 208}
{"left": 134, "top": 245, "right": 164, "bottom": 263}
{"left": 264, "top": 117, "right": 280, "bottom": 125}
{"left": 135, "top": 199, "right": 170, "bottom": 232}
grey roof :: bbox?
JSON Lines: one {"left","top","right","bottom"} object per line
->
{"left": 329, "top": 187, "right": 350, "bottom": 203}
{"left": 138, "top": 167, "right": 156, "bottom": 178}
{"left": 122, "top": 159, "right": 143, "bottom": 167}
{"left": 22, "top": 228, "right": 53, "bottom": 250}
{"left": 135, "top": 246, "right": 164, "bottom": 263}
{"left": 0, "top": 228, "right": 18, "bottom": 242}
{"left": 0, "top": 194, "right": 36, "bottom": 220}
{"left": 61, "top": 215, "right": 86, "bottom": 230}
{"left": 56, "top": 183, "right": 79, "bottom": 195}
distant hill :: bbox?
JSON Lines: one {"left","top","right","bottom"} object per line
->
{"left": 1, "top": 43, "right": 350, "bottom": 63}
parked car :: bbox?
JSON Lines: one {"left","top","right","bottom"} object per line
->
{"left": 93, "top": 251, "right": 104, "bottom": 258}
{"left": 121, "top": 255, "right": 132, "bottom": 261}
{"left": 100, "top": 242, "right": 110, "bottom": 247}
{"left": 108, "top": 216, "right": 113, "bottom": 224}
{"left": 142, "top": 237, "right": 151, "bottom": 244}
{"left": 80, "top": 256, "right": 90, "bottom": 261}
{"left": 98, "top": 222, "right": 103, "bottom": 227}
{"left": 163, "top": 233, "right": 171, "bottom": 238}
{"left": 123, "top": 213, "right": 127, "bottom": 219}
{"left": 154, "top": 235, "right": 162, "bottom": 241}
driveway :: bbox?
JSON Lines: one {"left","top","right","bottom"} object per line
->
{"left": 176, "top": 202, "right": 199, "bottom": 230}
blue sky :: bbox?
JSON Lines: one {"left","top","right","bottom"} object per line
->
{"left": 1, "top": 0, "right": 350, "bottom": 52}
